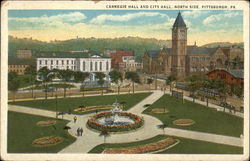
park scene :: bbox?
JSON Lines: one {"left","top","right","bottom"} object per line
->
{"left": 7, "top": 10, "right": 244, "bottom": 154}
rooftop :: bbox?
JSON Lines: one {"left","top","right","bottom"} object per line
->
{"left": 173, "top": 12, "right": 186, "bottom": 28}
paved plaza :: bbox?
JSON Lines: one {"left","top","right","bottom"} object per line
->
{"left": 8, "top": 90, "right": 243, "bottom": 153}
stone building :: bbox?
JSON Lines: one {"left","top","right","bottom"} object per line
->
{"left": 8, "top": 58, "right": 35, "bottom": 75}
{"left": 110, "top": 49, "right": 134, "bottom": 69}
{"left": 142, "top": 12, "right": 244, "bottom": 77}
{"left": 16, "top": 50, "right": 32, "bottom": 59}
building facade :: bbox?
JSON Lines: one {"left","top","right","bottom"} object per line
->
{"left": 36, "top": 54, "right": 111, "bottom": 80}
{"left": 142, "top": 12, "right": 244, "bottom": 77}
{"left": 8, "top": 57, "right": 35, "bottom": 75}
{"left": 110, "top": 49, "right": 134, "bottom": 69}
{"left": 207, "top": 69, "right": 243, "bottom": 87}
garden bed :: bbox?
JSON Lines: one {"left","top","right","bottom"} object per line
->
{"left": 173, "top": 119, "right": 195, "bottom": 126}
{"left": 32, "top": 136, "right": 64, "bottom": 147}
{"left": 87, "top": 112, "right": 144, "bottom": 133}
{"left": 151, "top": 108, "right": 168, "bottom": 114}
{"left": 103, "top": 137, "right": 178, "bottom": 154}
{"left": 74, "top": 105, "right": 113, "bottom": 113}
{"left": 36, "top": 120, "right": 56, "bottom": 126}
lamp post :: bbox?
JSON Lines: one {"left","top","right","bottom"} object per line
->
{"left": 55, "top": 93, "right": 58, "bottom": 119}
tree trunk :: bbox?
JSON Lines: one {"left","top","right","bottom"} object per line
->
{"left": 12, "top": 91, "right": 16, "bottom": 102}
{"left": 192, "top": 92, "right": 195, "bottom": 102}
{"left": 149, "top": 84, "right": 151, "bottom": 92}
{"left": 132, "top": 82, "right": 135, "bottom": 93}
{"left": 45, "top": 83, "right": 48, "bottom": 99}
{"left": 104, "top": 136, "right": 106, "bottom": 143}
{"left": 118, "top": 86, "right": 120, "bottom": 95}
{"left": 64, "top": 88, "right": 66, "bottom": 98}
{"left": 206, "top": 98, "right": 209, "bottom": 106}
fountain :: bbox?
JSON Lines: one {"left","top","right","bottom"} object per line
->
{"left": 87, "top": 100, "right": 144, "bottom": 133}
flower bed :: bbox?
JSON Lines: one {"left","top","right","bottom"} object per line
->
{"left": 32, "top": 136, "right": 64, "bottom": 147}
{"left": 103, "top": 137, "right": 178, "bottom": 154}
{"left": 173, "top": 119, "right": 195, "bottom": 126}
{"left": 87, "top": 112, "right": 144, "bottom": 133}
{"left": 74, "top": 105, "right": 113, "bottom": 113}
{"left": 36, "top": 120, "right": 56, "bottom": 126}
{"left": 151, "top": 108, "right": 168, "bottom": 114}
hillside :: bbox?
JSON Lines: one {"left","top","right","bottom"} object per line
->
{"left": 201, "top": 42, "right": 244, "bottom": 48}
{"left": 8, "top": 36, "right": 171, "bottom": 61}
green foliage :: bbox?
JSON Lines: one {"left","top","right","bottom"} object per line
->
{"left": 9, "top": 93, "right": 152, "bottom": 114}
{"left": 109, "top": 70, "right": 123, "bottom": 84}
{"left": 8, "top": 71, "right": 18, "bottom": 81}
{"left": 8, "top": 78, "right": 20, "bottom": 92}
{"left": 8, "top": 111, "right": 76, "bottom": 153}
{"left": 95, "top": 72, "right": 106, "bottom": 86}
{"left": 73, "top": 71, "right": 89, "bottom": 83}
{"left": 125, "top": 72, "right": 140, "bottom": 84}
{"left": 143, "top": 94, "right": 243, "bottom": 137}
{"left": 146, "top": 78, "right": 153, "bottom": 85}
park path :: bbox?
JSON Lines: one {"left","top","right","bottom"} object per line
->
{"left": 8, "top": 90, "right": 243, "bottom": 154}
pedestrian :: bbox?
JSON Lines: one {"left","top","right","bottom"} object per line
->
{"left": 77, "top": 128, "right": 80, "bottom": 136}
{"left": 74, "top": 116, "right": 77, "bottom": 123}
{"left": 80, "top": 127, "right": 83, "bottom": 136}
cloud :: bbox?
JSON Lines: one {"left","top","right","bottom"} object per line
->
{"left": 203, "top": 11, "right": 241, "bottom": 25}
{"left": 90, "top": 12, "right": 168, "bottom": 24}
{"left": 182, "top": 10, "right": 209, "bottom": 19}
{"left": 9, "top": 12, "right": 86, "bottom": 24}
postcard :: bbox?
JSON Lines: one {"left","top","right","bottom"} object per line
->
{"left": 1, "top": 0, "right": 249, "bottom": 161}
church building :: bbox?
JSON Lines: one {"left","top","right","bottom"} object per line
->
{"left": 142, "top": 12, "right": 244, "bottom": 77}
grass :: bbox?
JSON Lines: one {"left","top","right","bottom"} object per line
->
{"left": 89, "top": 134, "right": 243, "bottom": 154}
{"left": 27, "top": 83, "right": 75, "bottom": 90}
{"left": 9, "top": 93, "right": 152, "bottom": 114}
{"left": 8, "top": 111, "right": 76, "bottom": 153}
{"left": 143, "top": 94, "right": 243, "bottom": 137}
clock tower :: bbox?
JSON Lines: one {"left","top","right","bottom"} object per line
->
{"left": 171, "top": 12, "right": 187, "bottom": 77}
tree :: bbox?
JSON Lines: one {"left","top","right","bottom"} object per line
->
{"left": 8, "top": 71, "right": 18, "bottom": 81}
{"left": 24, "top": 65, "right": 37, "bottom": 98}
{"left": 37, "top": 67, "right": 52, "bottom": 99}
{"left": 99, "top": 130, "right": 110, "bottom": 143}
{"left": 146, "top": 78, "right": 153, "bottom": 92}
{"left": 157, "top": 124, "right": 167, "bottom": 134}
{"left": 166, "top": 75, "right": 176, "bottom": 92}
{"left": 125, "top": 72, "right": 141, "bottom": 93}
{"left": 109, "top": 70, "right": 123, "bottom": 95}
{"left": 8, "top": 78, "right": 20, "bottom": 102}
{"left": 73, "top": 71, "right": 90, "bottom": 96}
{"left": 58, "top": 69, "right": 74, "bottom": 98}
{"left": 186, "top": 74, "right": 204, "bottom": 102}
{"left": 95, "top": 72, "right": 106, "bottom": 95}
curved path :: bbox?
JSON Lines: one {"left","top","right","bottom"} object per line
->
{"left": 8, "top": 90, "right": 243, "bottom": 154}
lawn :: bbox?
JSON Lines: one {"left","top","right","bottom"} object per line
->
{"left": 143, "top": 94, "right": 243, "bottom": 137}
{"left": 89, "top": 134, "right": 243, "bottom": 154}
{"left": 9, "top": 93, "right": 152, "bottom": 114}
{"left": 8, "top": 111, "right": 76, "bottom": 153}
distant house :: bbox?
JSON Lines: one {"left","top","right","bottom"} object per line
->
{"left": 110, "top": 49, "right": 134, "bottom": 69}
{"left": 207, "top": 69, "right": 243, "bottom": 87}
{"left": 8, "top": 57, "right": 36, "bottom": 75}
{"left": 16, "top": 50, "right": 32, "bottom": 59}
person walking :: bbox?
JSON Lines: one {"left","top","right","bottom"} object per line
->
{"left": 80, "top": 127, "right": 83, "bottom": 136}
{"left": 74, "top": 116, "right": 77, "bottom": 123}
{"left": 77, "top": 128, "right": 80, "bottom": 136}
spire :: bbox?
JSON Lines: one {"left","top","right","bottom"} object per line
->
{"left": 173, "top": 12, "right": 186, "bottom": 27}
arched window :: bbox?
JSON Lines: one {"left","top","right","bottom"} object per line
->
{"left": 106, "top": 61, "right": 109, "bottom": 71}
{"left": 83, "top": 61, "right": 85, "bottom": 71}
{"left": 100, "top": 62, "right": 102, "bottom": 71}
{"left": 90, "top": 62, "right": 93, "bottom": 71}
{"left": 95, "top": 62, "right": 98, "bottom": 71}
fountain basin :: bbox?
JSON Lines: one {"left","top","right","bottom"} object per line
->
{"left": 87, "top": 112, "right": 144, "bottom": 133}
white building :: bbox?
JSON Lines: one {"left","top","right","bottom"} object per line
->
{"left": 36, "top": 54, "right": 111, "bottom": 80}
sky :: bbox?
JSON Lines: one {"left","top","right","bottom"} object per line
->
{"left": 8, "top": 10, "right": 243, "bottom": 46}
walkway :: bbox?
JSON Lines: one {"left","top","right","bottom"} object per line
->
{"left": 8, "top": 90, "right": 243, "bottom": 154}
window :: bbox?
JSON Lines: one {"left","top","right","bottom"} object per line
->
{"left": 106, "top": 61, "right": 109, "bottom": 70}
{"left": 56, "top": 60, "right": 58, "bottom": 65}
{"left": 100, "top": 62, "right": 102, "bottom": 71}
{"left": 51, "top": 60, "right": 53, "bottom": 65}
{"left": 83, "top": 61, "right": 85, "bottom": 71}
{"left": 62, "top": 60, "right": 64, "bottom": 65}
{"left": 90, "top": 62, "right": 93, "bottom": 71}
{"left": 95, "top": 62, "right": 98, "bottom": 71}
{"left": 39, "top": 60, "right": 42, "bottom": 65}
{"left": 67, "top": 60, "right": 69, "bottom": 65}
{"left": 45, "top": 60, "right": 47, "bottom": 65}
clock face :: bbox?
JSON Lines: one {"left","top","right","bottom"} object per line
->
{"left": 178, "top": 30, "right": 186, "bottom": 39}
